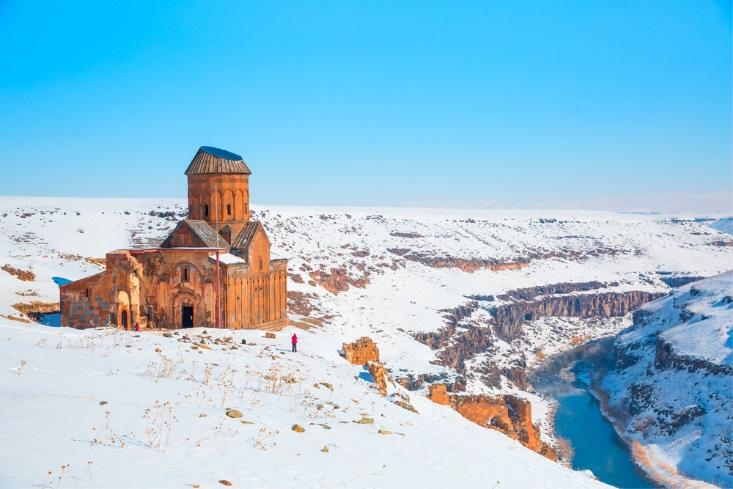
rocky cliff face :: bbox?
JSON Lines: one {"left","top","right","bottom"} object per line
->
{"left": 308, "top": 268, "right": 370, "bottom": 294}
{"left": 428, "top": 386, "right": 557, "bottom": 460}
{"left": 415, "top": 288, "right": 664, "bottom": 381}
{"left": 490, "top": 291, "right": 666, "bottom": 341}
{"left": 387, "top": 249, "right": 530, "bottom": 273}
{"left": 654, "top": 336, "right": 733, "bottom": 376}
{"left": 496, "top": 281, "right": 614, "bottom": 301}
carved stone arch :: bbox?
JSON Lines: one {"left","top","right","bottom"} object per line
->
{"left": 116, "top": 289, "right": 131, "bottom": 330}
{"left": 222, "top": 189, "right": 234, "bottom": 221}
{"left": 174, "top": 261, "right": 202, "bottom": 286}
{"left": 234, "top": 190, "right": 243, "bottom": 221}
{"left": 172, "top": 290, "right": 202, "bottom": 328}
{"left": 210, "top": 190, "right": 222, "bottom": 222}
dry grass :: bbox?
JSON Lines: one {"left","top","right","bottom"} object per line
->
{"left": 2, "top": 264, "right": 35, "bottom": 281}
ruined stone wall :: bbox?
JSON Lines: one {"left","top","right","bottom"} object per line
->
{"left": 342, "top": 337, "right": 380, "bottom": 365}
{"left": 60, "top": 272, "right": 112, "bottom": 328}
{"left": 62, "top": 249, "right": 223, "bottom": 330}
{"left": 139, "top": 249, "right": 219, "bottom": 329}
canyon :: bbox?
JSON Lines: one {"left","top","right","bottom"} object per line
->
{"left": 1, "top": 198, "right": 732, "bottom": 488}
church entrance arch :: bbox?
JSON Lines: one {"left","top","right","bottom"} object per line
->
{"left": 173, "top": 292, "right": 200, "bottom": 329}
{"left": 182, "top": 304, "right": 194, "bottom": 328}
{"left": 117, "top": 290, "right": 131, "bottom": 330}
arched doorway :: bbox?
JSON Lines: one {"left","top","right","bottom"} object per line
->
{"left": 116, "top": 290, "right": 131, "bottom": 330}
{"left": 181, "top": 303, "right": 194, "bottom": 328}
{"left": 173, "top": 292, "right": 199, "bottom": 329}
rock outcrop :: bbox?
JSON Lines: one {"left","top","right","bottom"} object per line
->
{"left": 367, "top": 361, "right": 388, "bottom": 395}
{"left": 387, "top": 250, "right": 530, "bottom": 273}
{"left": 418, "top": 291, "right": 664, "bottom": 369}
{"left": 654, "top": 336, "right": 733, "bottom": 376}
{"left": 496, "top": 281, "right": 613, "bottom": 302}
{"left": 309, "top": 268, "right": 370, "bottom": 294}
{"left": 657, "top": 275, "right": 705, "bottom": 288}
{"left": 12, "top": 301, "right": 60, "bottom": 320}
{"left": 428, "top": 383, "right": 450, "bottom": 405}
{"left": 489, "top": 291, "right": 666, "bottom": 341}
{"left": 342, "top": 337, "right": 380, "bottom": 365}
{"left": 2, "top": 264, "right": 35, "bottom": 281}
{"left": 429, "top": 386, "right": 557, "bottom": 460}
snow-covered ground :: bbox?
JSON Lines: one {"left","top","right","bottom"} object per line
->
{"left": 602, "top": 273, "right": 733, "bottom": 488}
{"left": 0, "top": 323, "right": 609, "bottom": 489}
{"left": 1, "top": 196, "right": 732, "bottom": 488}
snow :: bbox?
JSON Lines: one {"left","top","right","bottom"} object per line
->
{"left": 212, "top": 253, "right": 247, "bottom": 265}
{"left": 1, "top": 196, "right": 732, "bottom": 488}
{"left": 0, "top": 323, "right": 609, "bottom": 489}
{"left": 602, "top": 272, "right": 733, "bottom": 488}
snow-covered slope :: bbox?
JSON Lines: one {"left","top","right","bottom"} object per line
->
{"left": 602, "top": 272, "right": 733, "bottom": 488}
{"left": 1, "top": 196, "right": 732, "bottom": 488}
{"left": 0, "top": 323, "right": 608, "bottom": 489}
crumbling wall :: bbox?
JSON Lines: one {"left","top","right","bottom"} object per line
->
{"left": 342, "top": 336, "right": 380, "bottom": 365}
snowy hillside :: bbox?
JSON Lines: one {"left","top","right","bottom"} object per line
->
{"left": 0, "top": 322, "right": 609, "bottom": 489}
{"left": 602, "top": 273, "right": 733, "bottom": 488}
{"left": 1, "top": 196, "right": 733, "bottom": 488}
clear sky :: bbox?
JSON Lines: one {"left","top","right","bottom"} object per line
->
{"left": 1, "top": 0, "right": 730, "bottom": 213}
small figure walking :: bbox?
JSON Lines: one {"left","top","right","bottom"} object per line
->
{"left": 134, "top": 320, "right": 140, "bottom": 332}
{"left": 291, "top": 333, "right": 298, "bottom": 353}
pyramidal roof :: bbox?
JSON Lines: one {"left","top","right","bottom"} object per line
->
{"left": 185, "top": 146, "right": 251, "bottom": 175}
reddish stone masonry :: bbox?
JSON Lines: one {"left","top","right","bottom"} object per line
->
{"left": 60, "top": 146, "right": 288, "bottom": 331}
{"left": 342, "top": 336, "right": 380, "bottom": 365}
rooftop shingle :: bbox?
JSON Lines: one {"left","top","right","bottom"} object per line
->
{"left": 185, "top": 146, "right": 251, "bottom": 175}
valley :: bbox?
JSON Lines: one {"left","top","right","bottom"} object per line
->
{"left": 1, "top": 196, "right": 731, "bottom": 488}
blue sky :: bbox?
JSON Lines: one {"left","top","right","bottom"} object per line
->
{"left": 0, "top": 0, "right": 730, "bottom": 212}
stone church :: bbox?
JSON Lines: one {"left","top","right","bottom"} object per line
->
{"left": 60, "top": 146, "right": 288, "bottom": 330}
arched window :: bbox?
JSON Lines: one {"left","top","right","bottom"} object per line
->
{"left": 182, "top": 267, "right": 189, "bottom": 283}
{"left": 227, "top": 204, "right": 232, "bottom": 216}
{"left": 203, "top": 204, "right": 209, "bottom": 218}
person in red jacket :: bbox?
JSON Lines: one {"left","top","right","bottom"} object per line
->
{"left": 291, "top": 333, "right": 298, "bottom": 353}
{"left": 134, "top": 321, "right": 140, "bottom": 332}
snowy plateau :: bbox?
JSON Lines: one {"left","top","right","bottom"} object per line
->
{"left": 0, "top": 196, "right": 732, "bottom": 489}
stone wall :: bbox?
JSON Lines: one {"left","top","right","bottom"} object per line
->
{"left": 223, "top": 259, "right": 288, "bottom": 329}
{"left": 187, "top": 173, "right": 250, "bottom": 224}
{"left": 367, "top": 361, "right": 388, "bottom": 395}
{"left": 342, "top": 337, "right": 380, "bottom": 365}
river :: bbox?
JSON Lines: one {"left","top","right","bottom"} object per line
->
{"left": 533, "top": 342, "right": 657, "bottom": 488}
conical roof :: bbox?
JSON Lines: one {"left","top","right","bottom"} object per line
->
{"left": 185, "top": 146, "right": 251, "bottom": 175}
